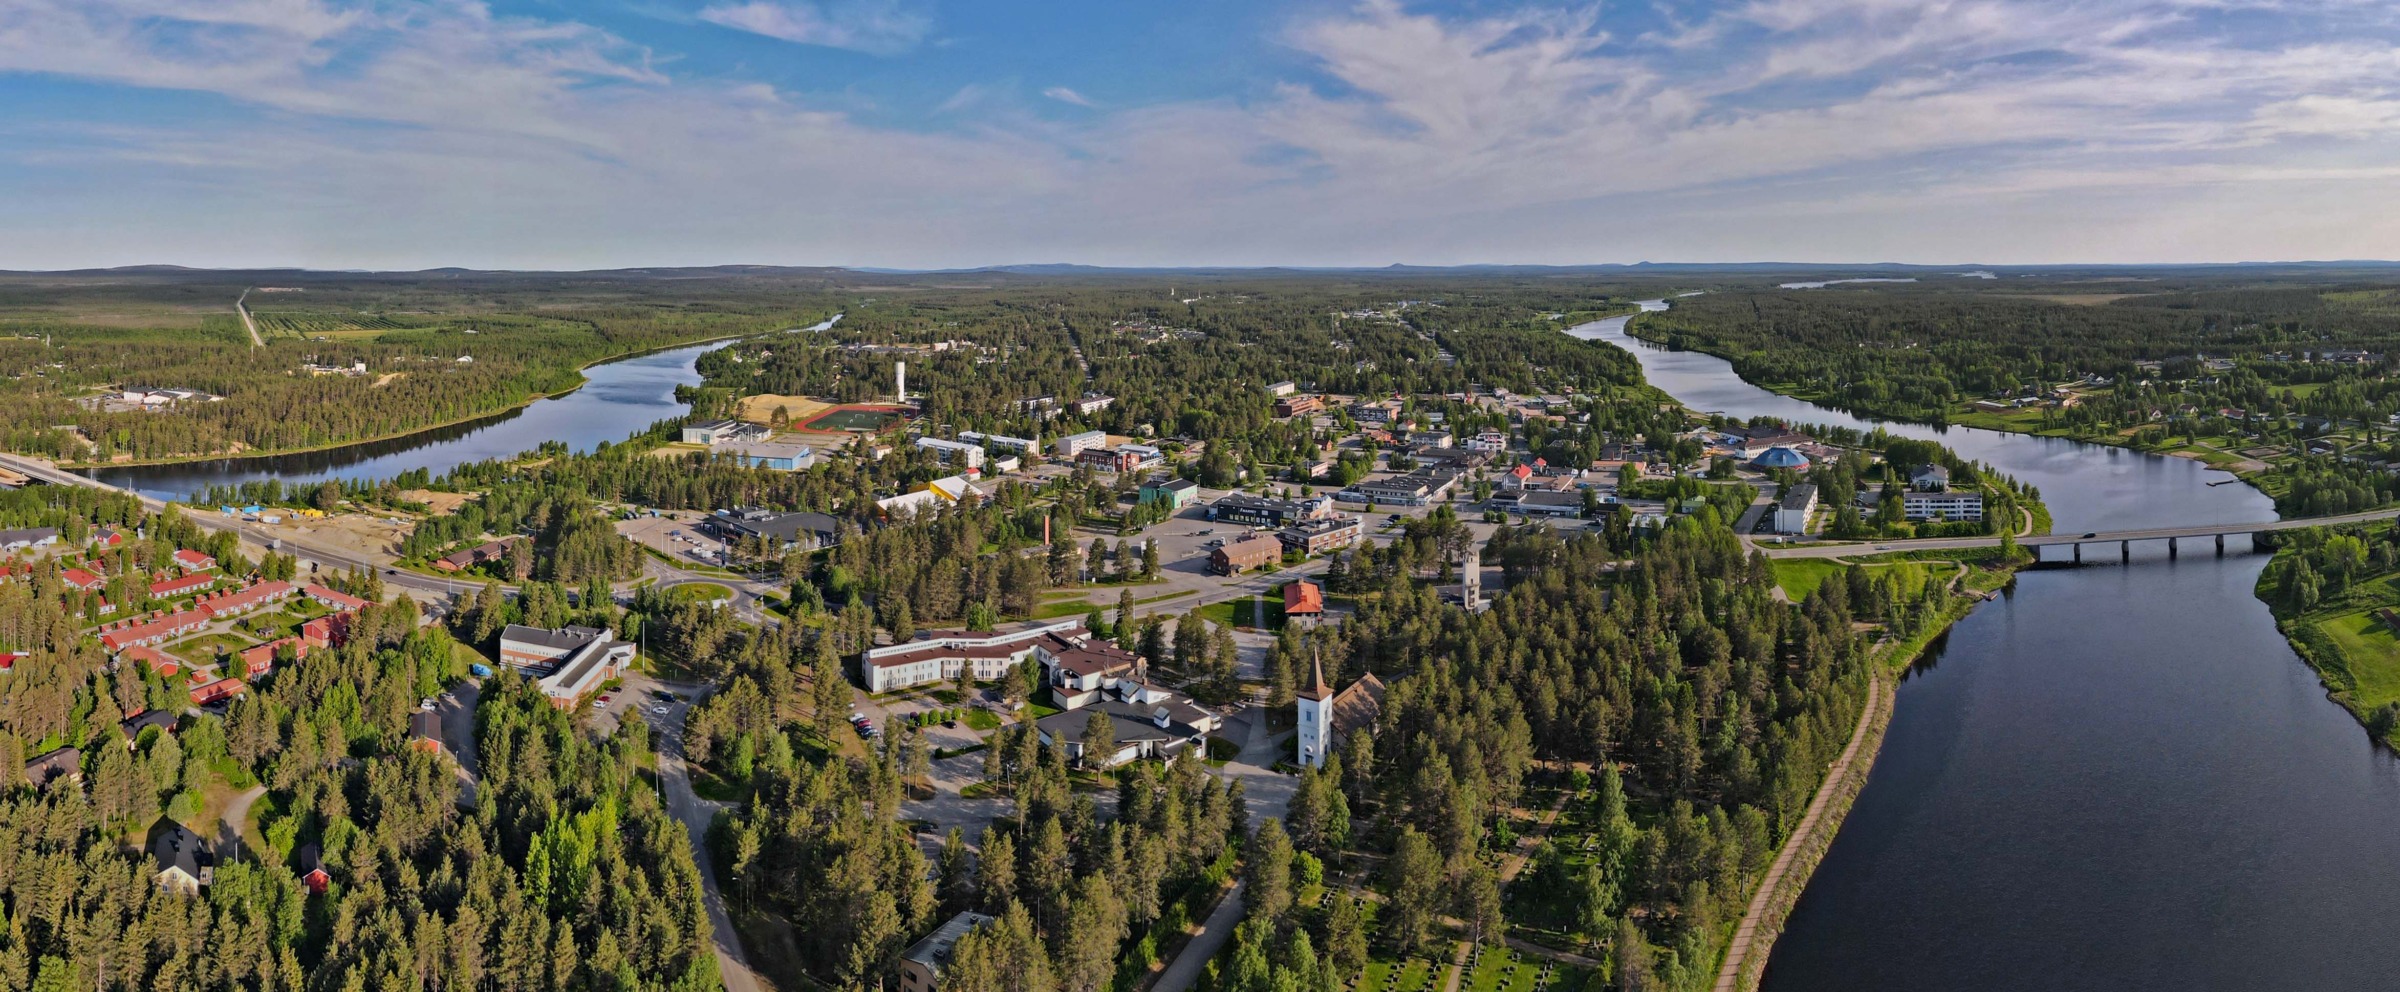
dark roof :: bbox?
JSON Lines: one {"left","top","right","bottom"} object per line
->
{"left": 297, "top": 843, "right": 326, "bottom": 876}
{"left": 121, "top": 709, "right": 178, "bottom": 736}
{"left": 24, "top": 747, "right": 79, "bottom": 787}
{"left": 1780, "top": 484, "right": 1819, "bottom": 510}
{"left": 1035, "top": 688, "right": 1212, "bottom": 746}
{"left": 499, "top": 624, "right": 609, "bottom": 652}
{"left": 410, "top": 711, "right": 442, "bottom": 741}
{"left": 714, "top": 509, "right": 843, "bottom": 544}
{"left": 149, "top": 818, "right": 208, "bottom": 880}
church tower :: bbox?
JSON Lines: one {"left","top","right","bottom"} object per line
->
{"left": 1296, "top": 650, "right": 1333, "bottom": 768}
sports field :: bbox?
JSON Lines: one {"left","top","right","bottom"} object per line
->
{"left": 802, "top": 405, "right": 909, "bottom": 432}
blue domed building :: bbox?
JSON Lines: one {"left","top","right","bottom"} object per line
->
{"left": 1750, "top": 446, "right": 1811, "bottom": 472}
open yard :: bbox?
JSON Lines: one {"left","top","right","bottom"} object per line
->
{"left": 166, "top": 631, "right": 256, "bottom": 663}
{"left": 2308, "top": 608, "right": 2400, "bottom": 714}
{"left": 733, "top": 393, "right": 834, "bottom": 426}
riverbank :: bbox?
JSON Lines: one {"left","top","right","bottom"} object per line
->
{"left": 1619, "top": 317, "right": 2285, "bottom": 488}
{"left": 2254, "top": 523, "right": 2400, "bottom": 749}
{"left": 1713, "top": 588, "right": 1987, "bottom": 992}
{"left": 61, "top": 324, "right": 801, "bottom": 471}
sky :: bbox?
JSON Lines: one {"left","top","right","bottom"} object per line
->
{"left": 1, "top": 0, "right": 2398, "bottom": 270}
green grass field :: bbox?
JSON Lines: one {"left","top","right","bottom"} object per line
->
{"left": 801, "top": 406, "right": 907, "bottom": 432}
{"left": 2308, "top": 609, "right": 2400, "bottom": 714}
{"left": 668, "top": 582, "right": 735, "bottom": 605}
{"left": 1769, "top": 558, "right": 1848, "bottom": 600}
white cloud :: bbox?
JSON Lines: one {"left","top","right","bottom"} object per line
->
{"left": 697, "top": 0, "right": 929, "bottom": 55}
{"left": 0, "top": 0, "right": 2397, "bottom": 267}
{"left": 1042, "top": 86, "right": 1095, "bottom": 108}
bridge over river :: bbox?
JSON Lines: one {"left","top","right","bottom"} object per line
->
{"left": 1758, "top": 507, "right": 2399, "bottom": 561}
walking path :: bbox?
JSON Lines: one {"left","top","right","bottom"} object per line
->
{"left": 1710, "top": 674, "right": 1887, "bottom": 992}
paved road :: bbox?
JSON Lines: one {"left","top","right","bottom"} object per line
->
{"left": 236, "top": 289, "right": 263, "bottom": 348}
{"left": 634, "top": 677, "right": 765, "bottom": 992}
{"left": 1147, "top": 708, "right": 1297, "bottom": 992}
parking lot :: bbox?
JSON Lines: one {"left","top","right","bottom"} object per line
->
{"left": 616, "top": 511, "right": 730, "bottom": 567}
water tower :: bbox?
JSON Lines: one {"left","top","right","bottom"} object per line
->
{"left": 895, "top": 361, "right": 906, "bottom": 402}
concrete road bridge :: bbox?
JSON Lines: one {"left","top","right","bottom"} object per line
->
{"left": 1757, "top": 508, "right": 2398, "bottom": 562}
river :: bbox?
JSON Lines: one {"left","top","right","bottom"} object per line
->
{"left": 1572, "top": 303, "right": 2400, "bottom": 991}
{"left": 90, "top": 315, "right": 839, "bottom": 500}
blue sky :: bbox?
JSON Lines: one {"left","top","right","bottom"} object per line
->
{"left": 1, "top": 0, "right": 2398, "bottom": 269}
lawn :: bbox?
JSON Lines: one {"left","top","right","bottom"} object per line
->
{"left": 2308, "top": 609, "right": 2400, "bottom": 714}
{"left": 961, "top": 708, "right": 1002, "bottom": 731}
{"left": 1769, "top": 558, "right": 1847, "bottom": 600}
{"left": 167, "top": 632, "right": 256, "bottom": 663}
{"left": 1462, "top": 949, "right": 1543, "bottom": 992}
{"left": 1198, "top": 595, "right": 1286, "bottom": 631}
{"left": 667, "top": 582, "right": 735, "bottom": 605}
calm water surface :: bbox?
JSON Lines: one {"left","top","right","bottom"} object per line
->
{"left": 1572, "top": 303, "right": 2400, "bottom": 991}
{"left": 91, "top": 314, "right": 839, "bottom": 500}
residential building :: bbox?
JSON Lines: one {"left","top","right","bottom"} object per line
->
{"left": 1072, "top": 393, "right": 1116, "bottom": 415}
{"left": 710, "top": 508, "right": 844, "bottom": 552}
{"left": 1774, "top": 484, "right": 1819, "bottom": 535}
{"left": 189, "top": 678, "right": 247, "bottom": 706}
{"left": 1902, "top": 491, "right": 1985, "bottom": 522}
{"left": 957, "top": 430, "right": 1040, "bottom": 453}
{"left": 120, "top": 708, "right": 177, "bottom": 741}
{"left": 1078, "top": 444, "right": 1161, "bottom": 473}
{"left": 898, "top": 911, "right": 996, "bottom": 992}
{"left": 1054, "top": 430, "right": 1107, "bottom": 459}
{"left": 1211, "top": 535, "right": 1283, "bottom": 574}
{"left": 1267, "top": 380, "right": 1298, "bottom": 397}
{"left": 411, "top": 711, "right": 444, "bottom": 753}
{"left": 24, "top": 747, "right": 80, "bottom": 789}
{"left": 915, "top": 436, "right": 987, "bottom": 469}
{"left": 171, "top": 548, "right": 216, "bottom": 571}
{"left": 148, "top": 572, "right": 216, "bottom": 599}
{"left": 1295, "top": 655, "right": 1385, "bottom": 769}
{"left": 60, "top": 568, "right": 103, "bottom": 592}
{"left": 1273, "top": 394, "right": 1325, "bottom": 418}
{"left": 1407, "top": 431, "right": 1452, "bottom": 449}
{"left": 0, "top": 527, "right": 58, "bottom": 551}
{"left": 432, "top": 537, "right": 520, "bottom": 573}
{"left": 1277, "top": 515, "right": 1362, "bottom": 556}
{"left": 297, "top": 844, "right": 332, "bottom": 896}
{"left": 1138, "top": 478, "right": 1200, "bottom": 510}
{"left": 1910, "top": 465, "right": 1952, "bottom": 492}
{"left": 302, "top": 584, "right": 370, "bottom": 612}
{"left": 1466, "top": 431, "right": 1510, "bottom": 453}
{"left": 1350, "top": 400, "right": 1398, "bottom": 424}
{"left": 238, "top": 637, "right": 308, "bottom": 678}
{"left": 150, "top": 819, "right": 212, "bottom": 896}
{"left": 195, "top": 581, "right": 296, "bottom": 619}
{"left": 862, "top": 619, "right": 1083, "bottom": 694}
{"left": 1034, "top": 680, "right": 1219, "bottom": 767}
{"left": 1209, "top": 493, "right": 1333, "bottom": 529}
{"left": 99, "top": 608, "right": 210, "bottom": 651}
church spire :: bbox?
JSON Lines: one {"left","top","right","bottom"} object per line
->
{"left": 1298, "top": 646, "right": 1333, "bottom": 701}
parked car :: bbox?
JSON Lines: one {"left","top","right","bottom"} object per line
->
{"left": 419, "top": 698, "right": 435, "bottom": 711}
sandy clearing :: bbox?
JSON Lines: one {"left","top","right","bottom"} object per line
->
{"left": 734, "top": 393, "right": 834, "bottom": 426}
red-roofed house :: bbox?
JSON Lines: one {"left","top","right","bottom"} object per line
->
{"left": 90, "top": 529, "right": 123, "bottom": 549}
{"left": 60, "top": 568, "right": 104, "bottom": 592}
{"left": 99, "top": 609, "right": 211, "bottom": 651}
{"left": 189, "top": 678, "right": 246, "bottom": 706}
{"left": 1501, "top": 463, "right": 1535, "bottom": 488}
{"left": 196, "top": 581, "right": 295, "bottom": 619}
{"left": 1282, "top": 580, "right": 1324, "bottom": 619}
{"left": 120, "top": 645, "right": 177, "bottom": 678}
{"left": 301, "top": 585, "right": 369, "bottom": 612}
{"left": 172, "top": 549, "right": 216, "bottom": 572}
{"left": 149, "top": 573, "right": 216, "bottom": 600}
{"left": 300, "top": 612, "right": 351, "bottom": 649}
{"left": 0, "top": 650, "right": 24, "bottom": 673}
{"left": 238, "top": 637, "right": 306, "bottom": 678}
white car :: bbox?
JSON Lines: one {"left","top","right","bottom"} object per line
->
{"left": 653, "top": 704, "right": 669, "bottom": 715}
{"left": 419, "top": 698, "right": 436, "bottom": 711}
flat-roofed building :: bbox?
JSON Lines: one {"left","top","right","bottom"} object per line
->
{"left": 861, "top": 619, "right": 1084, "bottom": 693}
{"left": 1278, "top": 515, "right": 1362, "bottom": 555}
{"left": 915, "top": 436, "right": 987, "bottom": 469}
{"left": 897, "top": 911, "right": 996, "bottom": 992}
{"left": 1211, "top": 535, "right": 1283, "bottom": 574}
{"left": 1055, "top": 430, "right": 1107, "bottom": 459}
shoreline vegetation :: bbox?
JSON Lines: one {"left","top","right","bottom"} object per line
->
{"left": 55, "top": 328, "right": 775, "bottom": 470}
{"left": 1619, "top": 304, "right": 2400, "bottom": 759}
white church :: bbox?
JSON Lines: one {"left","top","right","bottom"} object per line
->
{"left": 1295, "top": 652, "right": 1387, "bottom": 769}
